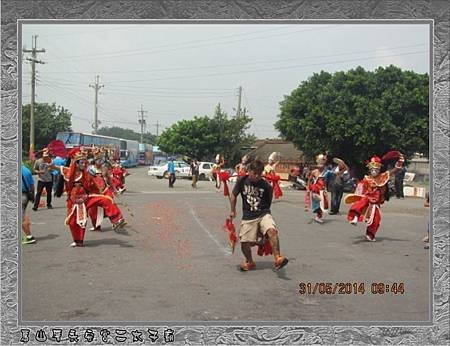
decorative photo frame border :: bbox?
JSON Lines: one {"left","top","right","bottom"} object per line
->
{"left": 1, "top": 1, "right": 449, "bottom": 344}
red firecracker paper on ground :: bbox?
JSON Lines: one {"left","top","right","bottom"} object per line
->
{"left": 223, "top": 218, "right": 238, "bottom": 253}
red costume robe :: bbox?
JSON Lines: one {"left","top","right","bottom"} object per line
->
{"left": 110, "top": 166, "right": 127, "bottom": 191}
{"left": 308, "top": 171, "right": 329, "bottom": 218}
{"left": 87, "top": 165, "right": 123, "bottom": 229}
{"left": 347, "top": 172, "right": 389, "bottom": 239}
{"left": 61, "top": 164, "right": 123, "bottom": 245}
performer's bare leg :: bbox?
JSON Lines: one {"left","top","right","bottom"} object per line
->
{"left": 22, "top": 216, "right": 31, "bottom": 236}
{"left": 241, "top": 242, "right": 254, "bottom": 263}
{"left": 267, "top": 228, "right": 288, "bottom": 269}
{"left": 266, "top": 228, "right": 280, "bottom": 258}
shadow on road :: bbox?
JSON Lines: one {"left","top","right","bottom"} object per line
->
{"left": 351, "top": 236, "right": 408, "bottom": 244}
{"left": 235, "top": 261, "right": 292, "bottom": 279}
{"left": 90, "top": 226, "right": 136, "bottom": 236}
{"left": 35, "top": 233, "right": 60, "bottom": 241}
{"left": 84, "top": 238, "right": 134, "bottom": 248}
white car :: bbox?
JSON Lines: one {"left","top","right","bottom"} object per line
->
{"left": 147, "top": 161, "right": 191, "bottom": 179}
{"left": 197, "top": 162, "right": 214, "bottom": 181}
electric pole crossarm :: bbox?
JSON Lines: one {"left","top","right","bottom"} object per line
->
{"left": 89, "top": 75, "right": 104, "bottom": 134}
{"left": 138, "top": 105, "right": 148, "bottom": 143}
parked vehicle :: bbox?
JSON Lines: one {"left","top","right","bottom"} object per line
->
{"left": 56, "top": 132, "right": 120, "bottom": 159}
{"left": 138, "top": 143, "right": 153, "bottom": 165}
{"left": 120, "top": 139, "right": 139, "bottom": 168}
{"left": 147, "top": 161, "right": 191, "bottom": 179}
{"left": 197, "top": 162, "right": 214, "bottom": 181}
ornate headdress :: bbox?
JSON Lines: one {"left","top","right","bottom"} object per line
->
{"left": 268, "top": 152, "right": 280, "bottom": 163}
{"left": 366, "top": 156, "right": 382, "bottom": 170}
{"left": 69, "top": 147, "right": 87, "bottom": 162}
{"left": 93, "top": 147, "right": 104, "bottom": 160}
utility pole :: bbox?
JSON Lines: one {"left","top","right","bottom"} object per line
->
{"left": 23, "top": 35, "right": 45, "bottom": 158}
{"left": 138, "top": 105, "right": 147, "bottom": 143}
{"left": 155, "top": 121, "right": 160, "bottom": 137}
{"left": 236, "top": 86, "right": 242, "bottom": 118}
{"left": 89, "top": 75, "right": 104, "bottom": 134}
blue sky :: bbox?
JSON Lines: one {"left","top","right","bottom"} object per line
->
{"left": 21, "top": 23, "right": 430, "bottom": 139}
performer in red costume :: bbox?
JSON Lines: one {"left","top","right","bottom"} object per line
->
{"left": 346, "top": 154, "right": 404, "bottom": 242}
{"left": 307, "top": 154, "right": 330, "bottom": 224}
{"left": 211, "top": 154, "right": 225, "bottom": 191}
{"left": 61, "top": 148, "right": 126, "bottom": 247}
{"left": 234, "top": 154, "right": 250, "bottom": 177}
{"left": 110, "top": 160, "right": 129, "bottom": 194}
{"left": 263, "top": 152, "right": 283, "bottom": 200}
{"left": 86, "top": 148, "right": 125, "bottom": 231}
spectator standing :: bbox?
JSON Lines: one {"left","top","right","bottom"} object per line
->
{"left": 168, "top": 157, "right": 176, "bottom": 188}
{"left": 51, "top": 155, "right": 66, "bottom": 194}
{"left": 190, "top": 159, "right": 200, "bottom": 189}
{"left": 22, "top": 163, "right": 36, "bottom": 244}
{"left": 328, "top": 160, "right": 350, "bottom": 215}
{"left": 32, "top": 148, "right": 55, "bottom": 210}
{"left": 395, "top": 166, "right": 407, "bottom": 198}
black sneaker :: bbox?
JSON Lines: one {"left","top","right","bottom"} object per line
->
{"left": 47, "top": 205, "right": 53, "bottom": 209}
{"left": 32, "top": 207, "right": 38, "bottom": 211}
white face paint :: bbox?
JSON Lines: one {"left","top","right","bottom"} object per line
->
{"left": 76, "top": 160, "right": 86, "bottom": 170}
{"left": 370, "top": 168, "right": 380, "bottom": 177}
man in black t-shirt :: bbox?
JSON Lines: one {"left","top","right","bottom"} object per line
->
{"left": 190, "top": 159, "right": 200, "bottom": 189}
{"left": 230, "top": 159, "right": 288, "bottom": 271}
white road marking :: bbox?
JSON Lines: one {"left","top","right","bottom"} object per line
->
{"left": 186, "top": 202, "right": 231, "bottom": 256}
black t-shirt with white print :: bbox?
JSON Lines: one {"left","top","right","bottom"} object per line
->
{"left": 232, "top": 176, "right": 273, "bottom": 220}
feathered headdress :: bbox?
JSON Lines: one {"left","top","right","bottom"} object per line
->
{"left": 366, "top": 156, "right": 382, "bottom": 170}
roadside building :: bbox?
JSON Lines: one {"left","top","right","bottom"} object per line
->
{"left": 244, "top": 139, "right": 305, "bottom": 179}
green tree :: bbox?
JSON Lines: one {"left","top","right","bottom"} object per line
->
{"left": 22, "top": 102, "right": 72, "bottom": 153}
{"left": 157, "top": 104, "right": 255, "bottom": 164}
{"left": 275, "top": 65, "right": 429, "bottom": 177}
{"left": 97, "top": 126, "right": 156, "bottom": 144}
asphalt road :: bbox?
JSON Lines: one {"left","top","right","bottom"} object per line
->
{"left": 22, "top": 167, "right": 430, "bottom": 322}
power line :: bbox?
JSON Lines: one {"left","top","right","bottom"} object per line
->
{"left": 103, "top": 50, "right": 428, "bottom": 83}
{"left": 34, "top": 24, "right": 146, "bottom": 38}
{"left": 31, "top": 81, "right": 136, "bottom": 131}
{"left": 44, "top": 42, "right": 428, "bottom": 75}
{"left": 32, "top": 76, "right": 237, "bottom": 95}
{"left": 44, "top": 25, "right": 329, "bottom": 62}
